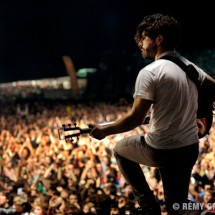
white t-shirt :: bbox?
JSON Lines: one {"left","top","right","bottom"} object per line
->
{"left": 133, "top": 53, "right": 206, "bottom": 149}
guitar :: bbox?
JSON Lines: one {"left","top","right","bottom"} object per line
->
{"left": 58, "top": 116, "right": 151, "bottom": 142}
{"left": 58, "top": 109, "right": 214, "bottom": 142}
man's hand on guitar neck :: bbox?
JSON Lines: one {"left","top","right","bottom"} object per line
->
{"left": 89, "top": 121, "right": 116, "bottom": 140}
{"left": 89, "top": 124, "right": 107, "bottom": 140}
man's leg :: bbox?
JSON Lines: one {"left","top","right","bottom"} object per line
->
{"left": 158, "top": 143, "right": 199, "bottom": 215}
{"left": 159, "top": 166, "right": 193, "bottom": 214}
{"left": 113, "top": 135, "right": 161, "bottom": 214}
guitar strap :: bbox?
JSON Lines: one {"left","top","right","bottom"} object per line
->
{"left": 159, "top": 55, "right": 201, "bottom": 86}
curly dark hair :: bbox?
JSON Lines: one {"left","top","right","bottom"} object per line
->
{"left": 135, "top": 13, "right": 182, "bottom": 49}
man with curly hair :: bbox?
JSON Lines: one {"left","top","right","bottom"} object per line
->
{"left": 90, "top": 13, "right": 215, "bottom": 215}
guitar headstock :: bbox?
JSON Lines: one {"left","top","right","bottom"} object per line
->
{"left": 58, "top": 123, "right": 91, "bottom": 142}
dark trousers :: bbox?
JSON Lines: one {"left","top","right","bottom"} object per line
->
{"left": 113, "top": 135, "right": 199, "bottom": 213}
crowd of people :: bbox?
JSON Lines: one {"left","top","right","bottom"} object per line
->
{"left": 0, "top": 100, "right": 214, "bottom": 214}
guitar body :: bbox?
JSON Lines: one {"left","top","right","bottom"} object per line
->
{"left": 197, "top": 114, "right": 213, "bottom": 139}
{"left": 197, "top": 75, "right": 215, "bottom": 138}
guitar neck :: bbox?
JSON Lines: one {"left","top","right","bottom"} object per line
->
{"left": 80, "top": 116, "right": 150, "bottom": 135}
{"left": 59, "top": 116, "right": 150, "bottom": 141}
{"left": 80, "top": 127, "right": 92, "bottom": 134}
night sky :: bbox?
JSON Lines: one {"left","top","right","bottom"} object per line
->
{"left": 0, "top": 0, "right": 214, "bottom": 83}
